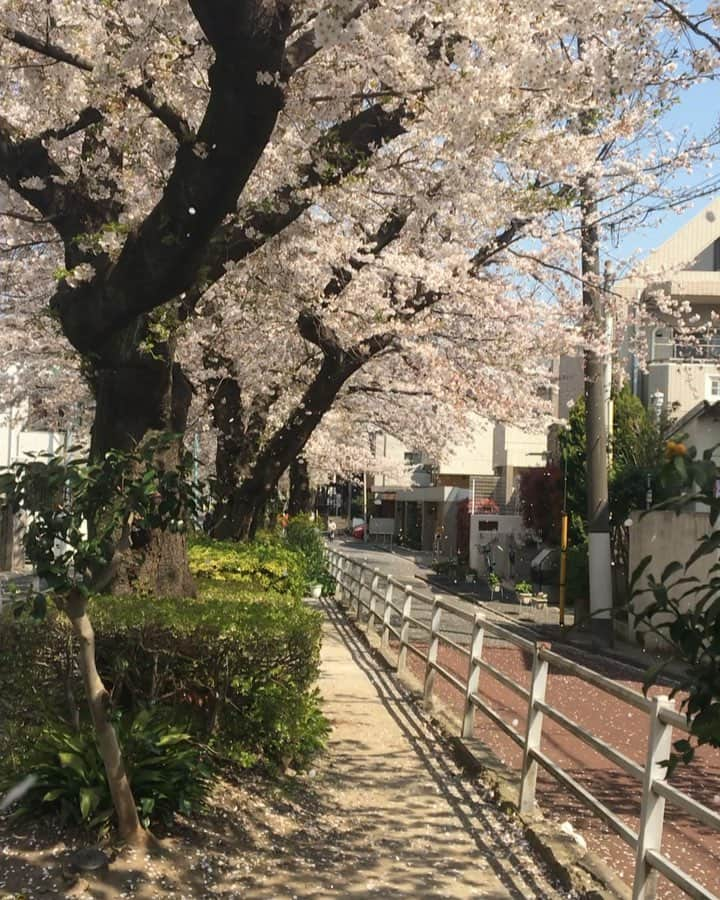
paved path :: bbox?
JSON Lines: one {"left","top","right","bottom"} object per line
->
{"left": 330, "top": 541, "right": 720, "bottom": 898}
{"left": 315, "top": 597, "right": 567, "bottom": 899}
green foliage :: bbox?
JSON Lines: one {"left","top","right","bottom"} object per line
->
{"left": 285, "top": 515, "right": 335, "bottom": 594}
{"left": 488, "top": 572, "right": 501, "bottom": 588}
{"left": 1, "top": 580, "right": 328, "bottom": 775}
{"left": 566, "top": 544, "right": 589, "bottom": 607}
{"left": 2, "top": 709, "right": 209, "bottom": 830}
{"left": 558, "top": 387, "right": 669, "bottom": 544}
{"left": 631, "top": 443, "right": 720, "bottom": 765}
{"left": 0, "top": 434, "right": 201, "bottom": 594}
{"left": 189, "top": 518, "right": 335, "bottom": 599}
{"left": 514, "top": 581, "right": 533, "bottom": 594}
{"left": 188, "top": 534, "right": 308, "bottom": 598}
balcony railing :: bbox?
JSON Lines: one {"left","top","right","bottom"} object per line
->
{"left": 653, "top": 336, "right": 720, "bottom": 363}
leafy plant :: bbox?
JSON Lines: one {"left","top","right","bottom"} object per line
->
{"left": 189, "top": 534, "right": 307, "bottom": 598}
{"left": 2, "top": 578, "right": 328, "bottom": 774}
{"left": 488, "top": 572, "right": 501, "bottom": 588}
{"left": 514, "top": 580, "right": 533, "bottom": 593}
{"left": 0, "top": 434, "right": 202, "bottom": 594}
{"left": 2, "top": 709, "right": 209, "bottom": 830}
{"left": 285, "top": 515, "right": 335, "bottom": 595}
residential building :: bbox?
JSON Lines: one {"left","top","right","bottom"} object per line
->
{"left": 369, "top": 416, "right": 547, "bottom": 566}
{"left": 558, "top": 196, "right": 720, "bottom": 420}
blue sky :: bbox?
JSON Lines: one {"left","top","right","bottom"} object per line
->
{"left": 610, "top": 75, "right": 719, "bottom": 266}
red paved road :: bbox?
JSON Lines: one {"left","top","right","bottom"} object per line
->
{"left": 404, "top": 640, "right": 720, "bottom": 898}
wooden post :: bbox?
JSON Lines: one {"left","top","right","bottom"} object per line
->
{"left": 368, "top": 570, "right": 380, "bottom": 631}
{"left": 462, "top": 612, "right": 486, "bottom": 739}
{"left": 519, "top": 643, "right": 550, "bottom": 815}
{"left": 632, "top": 696, "right": 675, "bottom": 900}
{"left": 358, "top": 556, "right": 370, "bottom": 619}
{"left": 398, "top": 588, "right": 412, "bottom": 674}
{"left": 382, "top": 580, "right": 393, "bottom": 650}
{"left": 348, "top": 559, "right": 358, "bottom": 615}
{"left": 423, "top": 600, "right": 443, "bottom": 708}
{"left": 337, "top": 555, "right": 348, "bottom": 604}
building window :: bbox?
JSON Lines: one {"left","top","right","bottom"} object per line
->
{"left": 707, "top": 376, "right": 720, "bottom": 401}
{"left": 404, "top": 451, "right": 422, "bottom": 465}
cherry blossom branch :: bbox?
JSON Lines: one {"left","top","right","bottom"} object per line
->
{"left": 37, "top": 107, "right": 104, "bottom": 144}
{"left": 0, "top": 118, "right": 117, "bottom": 250}
{"left": 1, "top": 26, "right": 193, "bottom": 142}
{"left": 282, "top": 1, "right": 377, "bottom": 78}
{"left": 653, "top": 0, "right": 720, "bottom": 53}
{"left": 52, "top": 0, "right": 292, "bottom": 352}
{"left": 180, "top": 103, "right": 407, "bottom": 317}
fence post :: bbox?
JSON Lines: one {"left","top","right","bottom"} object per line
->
{"left": 423, "top": 599, "right": 443, "bottom": 708}
{"left": 368, "top": 570, "right": 380, "bottom": 631}
{"left": 350, "top": 560, "right": 361, "bottom": 617}
{"left": 338, "top": 555, "right": 349, "bottom": 604}
{"left": 327, "top": 549, "right": 336, "bottom": 586}
{"left": 382, "top": 580, "right": 393, "bottom": 651}
{"left": 359, "top": 557, "right": 370, "bottom": 619}
{"left": 519, "top": 642, "right": 550, "bottom": 815}
{"left": 462, "top": 612, "right": 486, "bottom": 739}
{"left": 632, "top": 695, "right": 675, "bottom": 900}
{"left": 398, "top": 587, "right": 413, "bottom": 674}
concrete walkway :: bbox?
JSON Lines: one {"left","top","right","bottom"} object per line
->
{"left": 315, "top": 598, "right": 566, "bottom": 899}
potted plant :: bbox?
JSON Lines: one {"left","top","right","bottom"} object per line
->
{"left": 488, "top": 572, "right": 501, "bottom": 596}
{"left": 533, "top": 590, "right": 548, "bottom": 608}
{"left": 515, "top": 580, "right": 533, "bottom": 606}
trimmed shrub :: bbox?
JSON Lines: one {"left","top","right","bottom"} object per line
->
{"left": 285, "top": 515, "right": 335, "bottom": 595}
{"left": 0, "top": 585, "right": 327, "bottom": 777}
{"left": 188, "top": 534, "right": 308, "bottom": 598}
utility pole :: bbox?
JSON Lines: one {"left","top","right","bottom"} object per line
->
{"left": 581, "top": 179, "right": 613, "bottom": 646}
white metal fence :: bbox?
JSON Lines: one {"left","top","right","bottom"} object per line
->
{"left": 326, "top": 547, "right": 720, "bottom": 900}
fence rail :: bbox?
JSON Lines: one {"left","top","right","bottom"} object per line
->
{"left": 326, "top": 547, "right": 720, "bottom": 900}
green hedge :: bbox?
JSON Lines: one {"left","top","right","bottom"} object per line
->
{"left": 188, "top": 534, "right": 308, "bottom": 598}
{"left": 1, "top": 585, "right": 327, "bottom": 777}
{"left": 285, "top": 515, "right": 335, "bottom": 594}
{"left": 189, "top": 519, "right": 335, "bottom": 599}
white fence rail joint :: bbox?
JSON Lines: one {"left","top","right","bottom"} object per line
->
{"left": 325, "top": 547, "right": 719, "bottom": 900}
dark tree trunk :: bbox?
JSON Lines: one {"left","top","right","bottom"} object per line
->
{"left": 89, "top": 331, "right": 196, "bottom": 598}
{"left": 228, "top": 353, "right": 372, "bottom": 539}
{"left": 288, "top": 457, "right": 313, "bottom": 517}
{"left": 204, "top": 359, "right": 270, "bottom": 540}
{"left": 206, "top": 376, "right": 245, "bottom": 538}
{"left": 222, "top": 313, "right": 395, "bottom": 541}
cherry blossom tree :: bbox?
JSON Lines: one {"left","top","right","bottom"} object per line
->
{"left": 0, "top": 0, "right": 715, "bottom": 590}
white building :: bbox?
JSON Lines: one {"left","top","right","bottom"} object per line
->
{"left": 370, "top": 415, "right": 547, "bottom": 564}
{"left": 557, "top": 196, "right": 720, "bottom": 419}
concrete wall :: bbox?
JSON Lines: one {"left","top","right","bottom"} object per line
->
{"left": 683, "top": 414, "right": 720, "bottom": 461}
{"left": 372, "top": 432, "right": 417, "bottom": 488}
{"left": 468, "top": 514, "right": 525, "bottom": 576}
{"left": 645, "top": 362, "right": 720, "bottom": 419}
{"left": 628, "top": 510, "right": 713, "bottom": 650}
{"left": 440, "top": 416, "right": 494, "bottom": 476}
{"left": 0, "top": 420, "right": 64, "bottom": 468}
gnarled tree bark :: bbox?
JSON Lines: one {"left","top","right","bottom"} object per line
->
{"left": 88, "top": 326, "right": 196, "bottom": 597}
